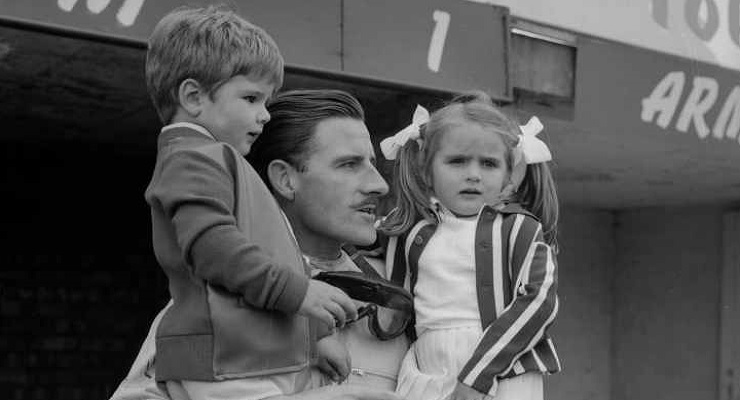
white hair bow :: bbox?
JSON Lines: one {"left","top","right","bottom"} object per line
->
{"left": 508, "top": 116, "right": 552, "bottom": 193}
{"left": 380, "top": 105, "right": 429, "bottom": 160}
{"left": 515, "top": 116, "right": 552, "bottom": 165}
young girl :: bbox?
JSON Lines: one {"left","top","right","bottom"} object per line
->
{"left": 378, "top": 92, "right": 561, "bottom": 400}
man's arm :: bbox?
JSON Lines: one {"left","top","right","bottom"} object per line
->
{"left": 274, "top": 385, "right": 403, "bottom": 400}
{"left": 109, "top": 301, "right": 172, "bottom": 400}
{"left": 110, "top": 300, "right": 395, "bottom": 400}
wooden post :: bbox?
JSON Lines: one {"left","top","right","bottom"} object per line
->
{"left": 720, "top": 211, "right": 740, "bottom": 400}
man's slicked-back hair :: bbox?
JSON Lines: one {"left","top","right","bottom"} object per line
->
{"left": 146, "top": 5, "right": 284, "bottom": 124}
{"left": 247, "top": 89, "right": 365, "bottom": 191}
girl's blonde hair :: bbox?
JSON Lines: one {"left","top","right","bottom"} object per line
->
{"left": 379, "top": 91, "right": 559, "bottom": 248}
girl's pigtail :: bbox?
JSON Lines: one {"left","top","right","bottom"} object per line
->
{"left": 379, "top": 129, "right": 434, "bottom": 236}
{"left": 516, "top": 162, "right": 559, "bottom": 251}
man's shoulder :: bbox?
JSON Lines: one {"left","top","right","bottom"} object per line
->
{"left": 361, "top": 255, "right": 387, "bottom": 278}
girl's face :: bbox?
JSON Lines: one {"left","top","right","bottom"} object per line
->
{"left": 429, "top": 122, "right": 511, "bottom": 217}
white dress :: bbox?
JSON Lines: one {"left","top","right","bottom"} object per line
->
{"left": 395, "top": 211, "right": 543, "bottom": 400}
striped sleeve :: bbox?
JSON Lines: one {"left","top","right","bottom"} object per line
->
{"left": 458, "top": 215, "right": 559, "bottom": 396}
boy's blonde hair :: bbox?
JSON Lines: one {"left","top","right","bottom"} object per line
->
{"left": 146, "top": 5, "right": 284, "bottom": 123}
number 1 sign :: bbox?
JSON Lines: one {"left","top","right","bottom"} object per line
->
{"left": 342, "top": 0, "right": 511, "bottom": 99}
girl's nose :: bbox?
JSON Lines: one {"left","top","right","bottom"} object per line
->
{"left": 466, "top": 165, "right": 482, "bottom": 182}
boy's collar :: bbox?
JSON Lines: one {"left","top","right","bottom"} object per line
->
{"left": 161, "top": 122, "right": 215, "bottom": 141}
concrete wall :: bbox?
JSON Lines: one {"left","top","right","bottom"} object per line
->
{"left": 612, "top": 207, "right": 723, "bottom": 400}
{"left": 548, "top": 207, "right": 616, "bottom": 400}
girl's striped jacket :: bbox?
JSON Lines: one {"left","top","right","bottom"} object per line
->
{"left": 384, "top": 203, "right": 561, "bottom": 396}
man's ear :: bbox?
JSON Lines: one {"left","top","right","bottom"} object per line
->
{"left": 177, "top": 78, "right": 206, "bottom": 117}
{"left": 267, "top": 159, "right": 298, "bottom": 201}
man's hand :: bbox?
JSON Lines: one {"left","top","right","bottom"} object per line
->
{"left": 299, "top": 280, "right": 358, "bottom": 329}
{"left": 449, "top": 381, "right": 493, "bottom": 400}
{"left": 271, "top": 385, "right": 404, "bottom": 400}
{"left": 315, "top": 334, "right": 351, "bottom": 383}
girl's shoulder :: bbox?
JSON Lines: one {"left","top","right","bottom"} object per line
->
{"left": 494, "top": 203, "right": 539, "bottom": 222}
{"left": 488, "top": 204, "right": 544, "bottom": 237}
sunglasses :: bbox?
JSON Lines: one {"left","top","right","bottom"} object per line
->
{"left": 314, "top": 270, "right": 413, "bottom": 341}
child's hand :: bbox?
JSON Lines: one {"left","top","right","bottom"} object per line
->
{"left": 299, "top": 280, "right": 358, "bottom": 329}
{"left": 449, "top": 381, "right": 493, "bottom": 400}
{"left": 315, "top": 334, "right": 351, "bottom": 383}
{"left": 272, "top": 385, "right": 403, "bottom": 400}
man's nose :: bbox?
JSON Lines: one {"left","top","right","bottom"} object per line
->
{"left": 364, "top": 164, "right": 389, "bottom": 196}
{"left": 258, "top": 105, "right": 271, "bottom": 125}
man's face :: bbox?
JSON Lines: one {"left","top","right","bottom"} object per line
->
{"left": 288, "top": 117, "right": 389, "bottom": 255}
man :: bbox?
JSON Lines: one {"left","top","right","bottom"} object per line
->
{"left": 110, "top": 90, "right": 406, "bottom": 400}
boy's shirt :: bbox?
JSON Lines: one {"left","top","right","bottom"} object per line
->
{"left": 145, "top": 123, "right": 311, "bottom": 381}
{"left": 150, "top": 122, "right": 308, "bottom": 311}
{"left": 162, "top": 122, "right": 214, "bottom": 140}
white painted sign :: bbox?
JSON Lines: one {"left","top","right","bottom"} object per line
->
{"left": 577, "top": 36, "right": 740, "bottom": 150}
{"left": 642, "top": 71, "right": 740, "bottom": 145}
{"left": 57, "top": 0, "right": 145, "bottom": 26}
{"left": 470, "top": 0, "right": 740, "bottom": 71}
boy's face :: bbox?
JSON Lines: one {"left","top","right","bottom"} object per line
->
{"left": 198, "top": 75, "right": 274, "bottom": 156}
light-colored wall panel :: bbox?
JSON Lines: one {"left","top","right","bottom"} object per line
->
{"left": 547, "top": 207, "right": 615, "bottom": 400}
{"left": 612, "top": 207, "right": 722, "bottom": 400}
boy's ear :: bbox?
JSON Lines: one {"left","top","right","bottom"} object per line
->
{"left": 267, "top": 159, "right": 298, "bottom": 201}
{"left": 178, "top": 78, "right": 206, "bottom": 117}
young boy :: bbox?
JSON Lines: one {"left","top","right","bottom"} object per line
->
{"left": 143, "top": 6, "right": 357, "bottom": 399}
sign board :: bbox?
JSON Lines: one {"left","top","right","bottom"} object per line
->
{"left": 0, "top": 0, "right": 342, "bottom": 70}
{"left": 576, "top": 36, "right": 740, "bottom": 149}
{"left": 344, "top": 0, "right": 511, "bottom": 96}
{"left": 0, "top": 0, "right": 512, "bottom": 98}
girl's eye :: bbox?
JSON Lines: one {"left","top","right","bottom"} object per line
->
{"left": 448, "top": 158, "right": 465, "bottom": 165}
{"left": 244, "top": 96, "right": 257, "bottom": 103}
{"left": 482, "top": 159, "right": 499, "bottom": 168}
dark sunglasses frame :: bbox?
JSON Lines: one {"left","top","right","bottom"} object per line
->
{"left": 346, "top": 303, "right": 411, "bottom": 341}
{"left": 314, "top": 270, "right": 413, "bottom": 341}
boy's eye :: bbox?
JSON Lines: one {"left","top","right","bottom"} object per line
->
{"left": 448, "top": 158, "right": 465, "bottom": 165}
